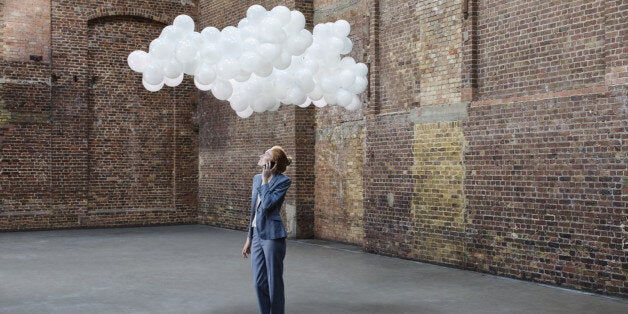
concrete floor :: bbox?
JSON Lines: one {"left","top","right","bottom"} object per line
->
{"left": 0, "top": 225, "right": 626, "bottom": 314}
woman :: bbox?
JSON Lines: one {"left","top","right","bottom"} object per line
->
{"left": 242, "top": 146, "right": 292, "bottom": 314}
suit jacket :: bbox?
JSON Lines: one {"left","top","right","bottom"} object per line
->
{"left": 247, "top": 173, "right": 291, "bottom": 240}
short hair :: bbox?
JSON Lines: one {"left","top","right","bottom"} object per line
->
{"left": 269, "top": 146, "right": 292, "bottom": 173}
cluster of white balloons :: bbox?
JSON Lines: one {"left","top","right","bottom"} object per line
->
{"left": 127, "top": 5, "right": 368, "bottom": 118}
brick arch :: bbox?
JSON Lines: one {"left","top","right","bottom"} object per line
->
{"left": 85, "top": 8, "right": 171, "bottom": 26}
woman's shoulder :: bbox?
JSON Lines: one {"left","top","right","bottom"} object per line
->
{"left": 277, "top": 173, "right": 291, "bottom": 183}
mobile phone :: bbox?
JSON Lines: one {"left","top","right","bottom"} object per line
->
{"left": 270, "top": 161, "right": 276, "bottom": 169}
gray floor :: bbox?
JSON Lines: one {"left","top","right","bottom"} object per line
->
{"left": 0, "top": 225, "right": 626, "bottom": 314}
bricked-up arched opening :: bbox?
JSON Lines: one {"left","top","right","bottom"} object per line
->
{"left": 85, "top": 15, "right": 197, "bottom": 224}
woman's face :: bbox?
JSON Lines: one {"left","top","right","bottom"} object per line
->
{"left": 257, "top": 149, "right": 272, "bottom": 167}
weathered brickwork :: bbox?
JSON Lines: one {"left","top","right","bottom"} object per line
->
{"left": 363, "top": 113, "right": 416, "bottom": 258}
{"left": 315, "top": 122, "right": 364, "bottom": 243}
{"left": 476, "top": 0, "right": 607, "bottom": 99}
{"left": 377, "top": 0, "right": 421, "bottom": 113}
{"left": 2, "top": 0, "right": 51, "bottom": 62}
{"left": 412, "top": 121, "right": 466, "bottom": 265}
{"left": 417, "top": 0, "right": 462, "bottom": 106}
{"left": 312, "top": 0, "right": 367, "bottom": 245}
{"left": 1, "top": 0, "right": 198, "bottom": 230}
{"left": 465, "top": 93, "right": 626, "bottom": 295}
{"left": 463, "top": 0, "right": 627, "bottom": 296}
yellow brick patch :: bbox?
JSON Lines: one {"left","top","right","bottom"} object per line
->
{"left": 314, "top": 123, "right": 365, "bottom": 245}
{"left": 411, "top": 121, "right": 466, "bottom": 264}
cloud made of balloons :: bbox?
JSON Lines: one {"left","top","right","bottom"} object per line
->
{"left": 127, "top": 5, "right": 368, "bottom": 118}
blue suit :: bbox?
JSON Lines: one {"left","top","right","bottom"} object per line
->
{"left": 247, "top": 173, "right": 291, "bottom": 314}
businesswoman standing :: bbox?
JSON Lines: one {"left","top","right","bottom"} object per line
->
{"left": 242, "top": 146, "right": 292, "bottom": 314}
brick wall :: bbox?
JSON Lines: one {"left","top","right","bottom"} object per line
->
{"left": 1, "top": 0, "right": 198, "bottom": 230}
{"left": 463, "top": 0, "right": 626, "bottom": 295}
{"left": 361, "top": 0, "right": 626, "bottom": 296}
{"left": 313, "top": 0, "right": 368, "bottom": 244}
{"left": 2, "top": 0, "right": 51, "bottom": 62}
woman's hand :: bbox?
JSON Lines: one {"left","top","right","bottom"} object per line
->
{"left": 242, "top": 238, "right": 251, "bottom": 258}
{"left": 261, "top": 162, "right": 277, "bottom": 184}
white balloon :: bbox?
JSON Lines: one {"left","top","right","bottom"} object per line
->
{"left": 243, "top": 77, "right": 263, "bottom": 95}
{"left": 242, "top": 37, "right": 260, "bottom": 51}
{"left": 254, "top": 62, "right": 273, "bottom": 77}
{"left": 160, "top": 25, "right": 186, "bottom": 42}
{"left": 294, "top": 69, "right": 314, "bottom": 93}
{"left": 216, "top": 58, "right": 240, "bottom": 79}
{"left": 268, "top": 101, "right": 281, "bottom": 111}
{"left": 273, "top": 51, "right": 292, "bottom": 70}
{"left": 334, "top": 20, "right": 351, "bottom": 37}
{"left": 182, "top": 59, "right": 199, "bottom": 75}
{"left": 258, "top": 43, "right": 281, "bottom": 61}
{"left": 143, "top": 79, "right": 164, "bottom": 92}
{"left": 195, "top": 63, "right": 217, "bottom": 85}
{"left": 201, "top": 26, "right": 221, "bottom": 43}
{"left": 175, "top": 39, "right": 199, "bottom": 63}
{"left": 297, "top": 98, "right": 312, "bottom": 108}
{"left": 143, "top": 63, "right": 163, "bottom": 85}
{"left": 338, "top": 68, "right": 356, "bottom": 88}
{"left": 229, "top": 92, "right": 251, "bottom": 112}
{"left": 222, "top": 26, "right": 240, "bottom": 38}
{"left": 163, "top": 59, "right": 183, "bottom": 79}
{"left": 271, "top": 71, "right": 291, "bottom": 99}
{"left": 194, "top": 78, "right": 212, "bottom": 91}
{"left": 239, "top": 51, "right": 263, "bottom": 73}
{"left": 285, "top": 29, "right": 312, "bottom": 56}
{"left": 340, "top": 56, "right": 356, "bottom": 69}
{"left": 285, "top": 11, "right": 306, "bottom": 34}
{"left": 211, "top": 79, "right": 233, "bottom": 100}
{"left": 262, "top": 17, "right": 282, "bottom": 33}
{"left": 220, "top": 34, "right": 242, "bottom": 58}
{"left": 320, "top": 76, "right": 339, "bottom": 94}
{"left": 313, "top": 98, "right": 327, "bottom": 108}
{"left": 164, "top": 74, "right": 184, "bottom": 87}
{"left": 302, "top": 58, "right": 319, "bottom": 74}
{"left": 239, "top": 25, "right": 257, "bottom": 40}
{"left": 340, "top": 37, "right": 353, "bottom": 54}
{"left": 313, "top": 23, "right": 331, "bottom": 37}
{"left": 237, "top": 18, "right": 251, "bottom": 30}
{"left": 200, "top": 43, "right": 222, "bottom": 64}
{"left": 348, "top": 76, "right": 368, "bottom": 94}
{"left": 328, "top": 36, "right": 344, "bottom": 54}
{"left": 263, "top": 28, "right": 287, "bottom": 44}
{"left": 127, "top": 50, "right": 149, "bottom": 73}
{"left": 149, "top": 38, "right": 174, "bottom": 60}
{"left": 185, "top": 32, "right": 203, "bottom": 46}
{"left": 285, "top": 85, "right": 306, "bottom": 105}
{"left": 306, "top": 42, "right": 325, "bottom": 59}
{"left": 323, "top": 53, "right": 341, "bottom": 66}
{"left": 247, "top": 5, "right": 268, "bottom": 24}
{"left": 234, "top": 71, "right": 252, "bottom": 82}
{"left": 346, "top": 95, "right": 361, "bottom": 111}
{"left": 308, "top": 85, "right": 324, "bottom": 101}
{"left": 271, "top": 6, "right": 291, "bottom": 25}
{"left": 173, "top": 15, "right": 195, "bottom": 32}
{"left": 355, "top": 62, "right": 368, "bottom": 76}
{"left": 323, "top": 92, "right": 337, "bottom": 105}
{"left": 336, "top": 89, "right": 353, "bottom": 107}
{"left": 251, "top": 97, "right": 268, "bottom": 113}
{"left": 300, "top": 29, "right": 314, "bottom": 45}
{"left": 236, "top": 106, "right": 254, "bottom": 118}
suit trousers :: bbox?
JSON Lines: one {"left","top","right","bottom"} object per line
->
{"left": 251, "top": 227, "right": 286, "bottom": 314}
